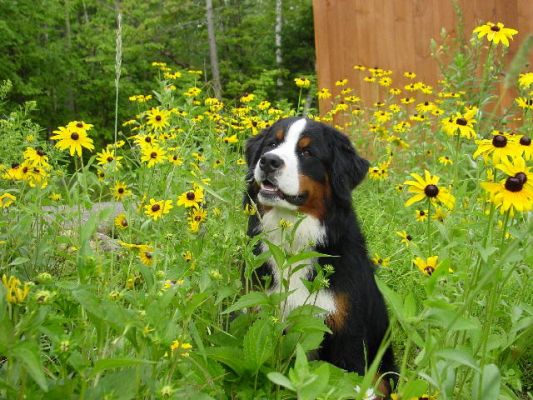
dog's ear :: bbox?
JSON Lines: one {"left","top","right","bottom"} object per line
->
{"left": 244, "top": 127, "right": 269, "bottom": 181}
{"left": 326, "top": 125, "right": 369, "bottom": 204}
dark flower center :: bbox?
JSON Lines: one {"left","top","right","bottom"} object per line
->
{"left": 151, "top": 204, "right": 161, "bottom": 212}
{"left": 406, "top": 235, "right": 412, "bottom": 241}
{"left": 419, "top": 210, "right": 425, "bottom": 216}
{"left": 71, "top": 132, "right": 80, "bottom": 140}
{"left": 520, "top": 136, "right": 531, "bottom": 146}
{"left": 515, "top": 172, "right": 527, "bottom": 185}
{"left": 424, "top": 184, "right": 439, "bottom": 197}
{"left": 118, "top": 188, "right": 124, "bottom": 194}
{"left": 121, "top": 219, "right": 128, "bottom": 227}
{"left": 455, "top": 118, "right": 468, "bottom": 126}
{"left": 22, "top": 166, "right": 29, "bottom": 173}
{"left": 526, "top": 99, "right": 533, "bottom": 106}
{"left": 186, "top": 192, "right": 195, "bottom": 201}
{"left": 490, "top": 25, "right": 500, "bottom": 32}
{"left": 107, "top": 156, "right": 114, "bottom": 162}
{"left": 12, "top": 163, "right": 20, "bottom": 168}
{"left": 76, "top": 122, "right": 83, "bottom": 128}
{"left": 155, "top": 115, "right": 162, "bottom": 121}
{"left": 424, "top": 266, "right": 435, "bottom": 276}
{"left": 492, "top": 135, "right": 507, "bottom": 148}
{"left": 173, "top": 155, "right": 178, "bottom": 160}
{"left": 144, "top": 252, "right": 152, "bottom": 259}
{"left": 194, "top": 215, "right": 202, "bottom": 221}
{"left": 145, "top": 137, "right": 152, "bottom": 143}
{"left": 504, "top": 176, "right": 523, "bottom": 192}
{"left": 150, "top": 152, "right": 157, "bottom": 159}
{"left": 424, "top": 101, "right": 429, "bottom": 106}
{"left": 37, "top": 150, "right": 45, "bottom": 156}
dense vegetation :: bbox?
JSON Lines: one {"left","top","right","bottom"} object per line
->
{"left": 0, "top": 4, "right": 532, "bottom": 400}
{"left": 0, "top": 0, "right": 314, "bottom": 141}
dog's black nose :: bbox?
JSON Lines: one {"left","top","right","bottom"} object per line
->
{"left": 259, "top": 153, "right": 284, "bottom": 173}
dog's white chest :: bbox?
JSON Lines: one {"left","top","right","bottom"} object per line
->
{"left": 260, "top": 209, "right": 335, "bottom": 318}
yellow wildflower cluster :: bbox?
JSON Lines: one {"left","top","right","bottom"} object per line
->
{"left": 2, "top": 274, "right": 31, "bottom": 304}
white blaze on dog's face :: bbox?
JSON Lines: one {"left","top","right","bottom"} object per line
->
{"left": 253, "top": 118, "right": 307, "bottom": 210}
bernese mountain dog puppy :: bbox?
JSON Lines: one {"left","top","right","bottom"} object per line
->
{"left": 244, "top": 117, "right": 396, "bottom": 397}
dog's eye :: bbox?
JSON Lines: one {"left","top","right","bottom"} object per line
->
{"left": 267, "top": 142, "right": 278, "bottom": 149}
{"left": 298, "top": 148, "right": 312, "bottom": 157}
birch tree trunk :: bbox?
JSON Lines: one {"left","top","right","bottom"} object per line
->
{"left": 206, "top": 0, "right": 222, "bottom": 99}
{"left": 275, "top": 0, "right": 283, "bottom": 88}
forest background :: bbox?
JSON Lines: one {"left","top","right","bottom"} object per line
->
{"left": 0, "top": 0, "right": 314, "bottom": 143}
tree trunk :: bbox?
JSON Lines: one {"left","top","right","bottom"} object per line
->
{"left": 206, "top": 0, "right": 222, "bottom": 99}
{"left": 275, "top": 0, "right": 283, "bottom": 88}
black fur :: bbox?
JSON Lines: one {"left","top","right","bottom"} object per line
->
{"left": 244, "top": 117, "right": 396, "bottom": 392}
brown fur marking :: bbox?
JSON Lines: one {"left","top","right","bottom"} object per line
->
{"left": 275, "top": 128, "right": 285, "bottom": 141}
{"left": 298, "top": 136, "right": 311, "bottom": 149}
{"left": 326, "top": 292, "right": 349, "bottom": 332}
{"left": 297, "top": 175, "right": 330, "bottom": 220}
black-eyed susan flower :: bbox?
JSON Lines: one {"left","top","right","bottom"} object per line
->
{"left": 389, "top": 88, "right": 401, "bottom": 96}
{"left": 140, "top": 144, "right": 167, "bottom": 168}
{"left": 518, "top": 72, "right": 533, "bottom": 90}
{"left": 2, "top": 274, "right": 30, "bottom": 304}
{"left": 404, "top": 170, "right": 455, "bottom": 209}
{"left": 114, "top": 213, "right": 129, "bottom": 229}
{"left": 403, "top": 71, "right": 416, "bottom": 79}
{"left": 67, "top": 120, "right": 94, "bottom": 132}
{"left": 168, "top": 153, "right": 184, "bottom": 166}
{"left": 139, "top": 249, "right": 154, "bottom": 266}
{"left": 438, "top": 155, "right": 453, "bottom": 165}
{"left": 515, "top": 97, "right": 533, "bottom": 110}
{"left": 415, "top": 209, "right": 428, "bottom": 222}
{"left": 371, "top": 254, "right": 391, "bottom": 267}
{"left": 400, "top": 97, "right": 415, "bottom": 105}
{"left": 223, "top": 134, "right": 238, "bottom": 144}
{"left": 441, "top": 112, "right": 477, "bottom": 139}
{"left": 0, "top": 193, "right": 16, "bottom": 208}
{"left": 481, "top": 175, "right": 533, "bottom": 214}
{"left": 177, "top": 186, "right": 204, "bottom": 208}
{"left": 51, "top": 125, "right": 95, "bottom": 157}
{"left": 49, "top": 192, "right": 62, "bottom": 202}
{"left": 113, "top": 181, "right": 131, "bottom": 201}
{"left": 473, "top": 22, "right": 518, "bottom": 47}
{"left": 495, "top": 156, "right": 532, "bottom": 191}
{"left": 294, "top": 77, "right": 311, "bottom": 88}
{"left": 317, "top": 88, "right": 332, "bottom": 99}
{"left": 23, "top": 147, "right": 49, "bottom": 167}
{"left": 396, "top": 230, "right": 413, "bottom": 246}
{"left": 432, "top": 207, "right": 448, "bottom": 222}
{"left": 146, "top": 107, "right": 170, "bottom": 130}
{"left": 96, "top": 148, "right": 123, "bottom": 168}
{"left": 473, "top": 133, "right": 521, "bottom": 163}
{"left": 170, "top": 340, "right": 192, "bottom": 357}
{"left": 416, "top": 101, "right": 435, "bottom": 114}
{"left": 413, "top": 256, "right": 439, "bottom": 276}
{"left": 335, "top": 79, "right": 348, "bottom": 87}
{"left": 145, "top": 199, "right": 173, "bottom": 220}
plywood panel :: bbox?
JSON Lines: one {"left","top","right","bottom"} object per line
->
{"left": 313, "top": 0, "right": 533, "bottom": 116}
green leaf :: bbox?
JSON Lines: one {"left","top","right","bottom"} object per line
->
{"left": 264, "top": 240, "right": 286, "bottom": 268}
{"left": 401, "top": 379, "right": 427, "bottom": 398}
{"left": 472, "top": 364, "right": 500, "bottom": 400}
{"left": 91, "top": 358, "right": 153, "bottom": 376}
{"left": 12, "top": 343, "right": 48, "bottom": 391}
{"left": 243, "top": 318, "right": 275, "bottom": 371}
{"left": 8, "top": 257, "right": 30, "bottom": 266}
{"left": 267, "top": 372, "right": 296, "bottom": 391}
{"left": 286, "top": 251, "right": 332, "bottom": 265}
{"left": 222, "top": 291, "right": 269, "bottom": 314}
{"left": 436, "top": 348, "right": 479, "bottom": 371}
{"left": 206, "top": 346, "right": 246, "bottom": 375}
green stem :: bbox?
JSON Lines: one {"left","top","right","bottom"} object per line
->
{"left": 427, "top": 199, "right": 432, "bottom": 256}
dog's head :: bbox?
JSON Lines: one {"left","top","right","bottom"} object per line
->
{"left": 245, "top": 117, "right": 369, "bottom": 218}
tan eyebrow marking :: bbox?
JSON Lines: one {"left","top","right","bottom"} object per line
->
{"left": 297, "top": 136, "right": 311, "bottom": 149}
{"left": 275, "top": 129, "right": 285, "bottom": 141}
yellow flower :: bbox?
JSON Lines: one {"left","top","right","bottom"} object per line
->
{"left": 317, "top": 88, "right": 331, "bottom": 99}
{"left": 23, "top": 147, "right": 49, "bottom": 167}
{"left": 413, "top": 256, "right": 439, "bottom": 276}
{"left": 112, "top": 182, "right": 131, "bottom": 201}
{"left": 170, "top": 340, "right": 192, "bottom": 357}
{"left": 481, "top": 179, "right": 533, "bottom": 214}
{"left": 96, "top": 148, "right": 123, "bottom": 168}
{"left": 114, "top": 213, "right": 129, "bottom": 229}
{"left": 403, "top": 71, "right": 416, "bottom": 79}
{"left": 223, "top": 134, "right": 239, "bottom": 144}
{"left": 515, "top": 97, "right": 533, "bottom": 110}
{"left": 438, "top": 156, "right": 453, "bottom": 165}
{"left": 140, "top": 145, "right": 167, "bottom": 168}
{"left": 473, "top": 133, "right": 521, "bottom": 164}
{"left": 177, "top": 186, "right": 204, "bottom": 208}
{"left": 517, "top": 135, "right": 531, "bottom": 160}
{"left": 441, "top": 112, "right": 477, "bottom": 139}
{"left": 51, "top": 125, "right": 95, "bottom": 157}
{"left": 518, "top": 72, "right": 533, "bottom": 90}
{"left": 404, "top": 170, "right": 455, "bottom": 209}
{"left": 415, "top": 209, "right": 428, "bottom": 222}
{"left": 189, "top": 207, "right": 207, "bottom": 224}
{"left": 294, "top": 77, "right": 311, "bottom": 88}
{"left": 139, "top": 249, "right": 154, "bottom": 266}
{"left": 371, "top": 254, "right": 391, "bottom": 267}
{"left": 184, "top": 87, "right": 201, "bottom": 97}
{"left": 146, "top": 108, "right": 170, "bottom": 130}
{"left": 49, "top": 192, "right": 62, "bottom": 202}
{"left": 168, "top": 153, "right": 184, "bottom": 166}
{"left": 432, "top": 207, "right": 448, "bottom": 222}
{"left": 473, "top": 22, "right": 518, "bottom": 47}
{"left": 2, "top": 274, "right": 30, "bottom": 304}
{"left": 335, "top": 79, "right": 348, "bottom": 87}
{"left": 188, "top": 219, "right": 201, "bottom": 233}
{"left": 0, "top": 193, "right": 16, "bottom": 208}
{"left": 144, "top": 199, "right": 173, "bottom": 220}
{"left": 240, "top": 93, "right": 256, "bottom": 103}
